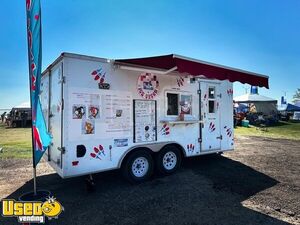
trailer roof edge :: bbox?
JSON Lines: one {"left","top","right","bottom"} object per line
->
{"left": 42, "top": 52, "right": 110, "bottom": 76}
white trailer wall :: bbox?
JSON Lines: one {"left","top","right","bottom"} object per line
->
{"left": 41, "top": 54, "right": 234, "bottom": 178}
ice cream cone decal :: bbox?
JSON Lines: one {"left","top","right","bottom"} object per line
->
{"left": 159, "top": 123, "right": 170, "bottom": 136}
{"left": 91, "top": 67, "right": 106, "bottom": 84}
{"left": 90, "top": 144, "right": 106, "bottom": 160}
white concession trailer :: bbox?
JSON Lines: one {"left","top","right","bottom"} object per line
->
{"left": 40, "top": 53, "right": 269, "bottom": 183}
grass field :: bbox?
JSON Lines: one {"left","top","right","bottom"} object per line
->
{"left": 0, "top": 123, "right": 32, "bottom": 158}
{"left": 234, "top": 121, "right": 300, "bottom": 140}
{"left": 0, "top": 121, "right": 299, "bottom": 159}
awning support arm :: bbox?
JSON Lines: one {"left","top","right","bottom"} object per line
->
{"left": 118, "top": 65, "right": 178, "bottom": 75}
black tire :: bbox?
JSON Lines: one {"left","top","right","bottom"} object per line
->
{"left": 156, "top": 145, "right": 182, "bottom": 175}
{"left": 122, "top": 149, "right": 154, "bottom": 183}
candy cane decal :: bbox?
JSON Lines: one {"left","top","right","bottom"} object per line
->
{"left": 176, "top": 76, "right": 184, "bottom": 87}
{"left": 209, "top": 122, "right": 216, "bottom": 133}
{"left": 137, "top": 72, "right": 159, "bottom": 99}
{"left": 91, "top": 67, "right": 106, "bottom": 84}
{"left": 159, "top": 123, "right": 170, "bottom": 136}
{"left": 90, "top": 145, "right": 105, "bottom": 160}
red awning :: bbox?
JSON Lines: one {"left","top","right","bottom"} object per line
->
{"left": 115, "top": 54, "right": 269, "bottom": 88}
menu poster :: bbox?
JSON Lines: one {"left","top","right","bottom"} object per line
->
{"left": 103, "top": 93, "right": 132, "bottom": 136}
{"left": 134, "top": 100, "right": 157, "bottom": 143}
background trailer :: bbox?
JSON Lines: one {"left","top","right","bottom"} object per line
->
{"left": 40, "top": 53, "right": 268, "bottom": 182}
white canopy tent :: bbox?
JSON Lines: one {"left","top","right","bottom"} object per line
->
{"left": 234, "top": 93, "right": 277, "bottom": 103}
{"left": 234, "top": 94, "right": 277, "bottom": 115}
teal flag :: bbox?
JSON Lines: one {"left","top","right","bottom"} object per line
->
{"left": 26, "top": 0, "right": 52, "bottom": 166}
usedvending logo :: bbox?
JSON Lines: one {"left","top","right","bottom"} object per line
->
{"left": 1, "top": 196, "right": 63, "bottom": 223}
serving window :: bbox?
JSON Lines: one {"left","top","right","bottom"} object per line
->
{"left": 167, "top": 93, "right": 179, "bottom": 116}
{"left": 166, "top": 92, "right": 192, "bottom": 116}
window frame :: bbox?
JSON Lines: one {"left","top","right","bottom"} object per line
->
{"left": 165, "top": 91, "right": 193, "bottom": 117}
{"left": 208, "top": 86, "right": 216, "bottom": 114}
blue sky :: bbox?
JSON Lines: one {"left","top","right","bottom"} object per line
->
{"left": 0, "top": 0, "right": 299, "bottom": 110}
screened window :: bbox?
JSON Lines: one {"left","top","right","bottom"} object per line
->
{"left": 208, "top": 87, "right": 215, "bottom": 99}
{"left": 166, "top": 93, "right": 193, "bottom": 116}
{"left": 167, "top": 93, "right": 179, "bottom": 115}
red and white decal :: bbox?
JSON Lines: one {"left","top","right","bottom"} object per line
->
{"left": 209, "top": 122, "right": 216, "bottom": 133}
{"left": 90, "top": 145, "right": 106, "bottom": 160}
{"left": 137, "top": 73, "right": 159, "bottom": 99}
{"left": 159, "top": 123, "right": 170, "bottom": 136}
{"left": 176, "top": 76, "right": 184, "bottom": 87}
{"left": 72, "top": 161, "right": 79, "bottom": 166}
{"left": 227, "top": 89, "right": 233, "bottom": 96}
{"left": 187, "top": 144, "right": 195, "bottom": 153}
{"left": 224, "top": 126, "right": 232, "bottom": 137}
{"left": 91, "top": 67, "right": 106, "bottom": 84}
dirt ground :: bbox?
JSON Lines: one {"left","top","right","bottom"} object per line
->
{"left": 0, "top": 135, "right": 299, "bottom": 225}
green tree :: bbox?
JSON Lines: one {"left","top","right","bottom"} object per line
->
{"left": 293, "top": 88, "right": 300, "bottom": 103}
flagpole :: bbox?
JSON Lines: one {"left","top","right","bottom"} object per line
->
{"left": 25, "top": 1, "right": 37, "bottom": 196}
{"left": 22, "top": 0, "right": 52, "bottom": 201}
{"left": 28, "top": 61, "right": 37, "bottom": 196}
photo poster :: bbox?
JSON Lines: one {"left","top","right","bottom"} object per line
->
{"left": 180, "top": 94, "right": 192, "bottom": 114}
{"left": 69, "top": 89, "right": 102, "bottom": 139}
{"left": 133, "top": 100, "right": 157, "bottom": 143}
{"left": 68, "top": 88, "right": 132, "bottom": 141}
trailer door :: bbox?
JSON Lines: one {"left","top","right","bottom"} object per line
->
{"left": 201, "top": 83, "right": 221, "bottom": 151}
{"left": 49, "top": 65, "right": 63, "bottom": 168}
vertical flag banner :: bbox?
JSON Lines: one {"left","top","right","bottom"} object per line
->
{"left": 26, "top": 0, "right": 52, "bottom": 166}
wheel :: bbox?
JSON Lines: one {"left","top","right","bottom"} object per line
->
{"left": 122, "top": 149, "right": 154, "bottom": 183}
{"left": 156, "top": 145, "right": 182, "bottom": 175}
{"left": 11, "top": 122, "right": 17, "bottom": 128}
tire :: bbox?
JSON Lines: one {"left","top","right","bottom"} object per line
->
{"left": 122, "top": 149, "right": 154, "bottom": 183}
{"left": 156, "top": 145, "right": 182, "bottom": 175}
